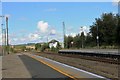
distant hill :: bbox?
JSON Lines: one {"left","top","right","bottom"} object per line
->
{"left": 12, "top": 43, "right": 35, "bottom": 46}
{"left": 27, "top": 43, "right": 35, "bottom": 46}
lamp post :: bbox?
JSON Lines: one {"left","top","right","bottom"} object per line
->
{"left": 97, "top": 25, "right": 99, "bottom": 49}
{"left": 71, "top": 41, "right": 73, "bottom": 48}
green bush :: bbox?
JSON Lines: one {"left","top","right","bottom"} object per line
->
{"left": 40, "top": 43, "right": 49, "bottom": 52}
{"left": 40, "top": 46, "right": 45, "bottom": 52}
{"left": 50, "top": 44, "right": 61, "bottom": 52}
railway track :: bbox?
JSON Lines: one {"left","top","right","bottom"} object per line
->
{"left": 43, "top": 51, "right": 120, "bottom": 65}
{"left": 59, "top": 54, "right": 119, "bottom": 65}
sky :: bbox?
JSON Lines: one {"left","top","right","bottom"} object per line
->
{"left": 1, "top": 0, "right": 120, "bottom": 2}
{"left": 0, "top": 2, "right": 118, "bottom": 45}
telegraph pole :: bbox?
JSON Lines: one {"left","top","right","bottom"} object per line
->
{"left": 6, "top": 17, "right": 9, "bottom": 54}
{"left": 63, "top": 22, "right": 66, "bottom": 48}
{"left": 0, "top": 15, "right": 5, "bottom": 56}
{"left": 81, "top": 27, "right": 83, "bottom": 48}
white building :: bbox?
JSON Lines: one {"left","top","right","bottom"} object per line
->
{"left": 49, "top": 42, "right": 58, "bottom": 48}
{"left": 49, "top": 40, "right": 59, "bottom": 48}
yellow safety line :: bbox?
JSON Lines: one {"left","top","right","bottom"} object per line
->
{"left": 26, "top": 54, "right": 78, "bottom": 80}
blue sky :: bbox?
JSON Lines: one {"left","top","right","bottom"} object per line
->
{"left": 1, "top": 0, "right": 117, "bottom": 2}
{"left": 0, "top": 2, "right": 118, "bottom": 45}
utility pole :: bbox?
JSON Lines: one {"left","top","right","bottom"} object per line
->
{"left": 6, "top": 16, "right": 9, "bottom": 54}
{"left": 0, "top": 15, "right": 5, "bottom": 56}
{"left": 0, "top": 1, "right": 2, "bottom": 56}
{"left": 81, "top": 27, "right": 83, "bottom": 48}
{"left": 63, "top": 22, "right": 66, "bottom": 48}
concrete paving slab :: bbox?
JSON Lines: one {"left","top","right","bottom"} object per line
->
{"left": 25, "top": 53, "right": 107, "bottom": 79}
{"left": 60, "top": 49, "right": 118, "bottom": 54}
{"left": 18, "top": 55, "right": 69, "bottom": 78}
{"left": 2, "top": 54, "right": 31, "bottom": 78}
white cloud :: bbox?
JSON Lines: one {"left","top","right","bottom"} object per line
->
{"left": 37, "top": 21, "right": 49, "bottom": 33}
{"left": 28, "top": 33, "right": 39, "bottom": 41}
{"left": 50, "top": 29, "right": 56, "bottom": 35}
{"left": 80, "top": 26, "right": 90, "bottom": 36}
{"left": 10, "top": 37, "right": 27, "bottom": 45}
{"left": 9, "top": 39, "right": 11, "bottom": 44}
{"left": 112, "top": 0, "right": 120, "bottom": 6}
{"left": 20, "top": 38, "right": 26, "bottom": 41}
{"left": 65, "top": 33, "right": 77, "bottom": 37}
{"left": 113, "top": 0, "right": 120, "bottom": 2}
{"left": 70, "top": 33, "right": 76, "bottom": 37}
{"left": 13, "top": 38, "right": 18, "bottom": 41}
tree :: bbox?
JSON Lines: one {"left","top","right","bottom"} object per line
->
{"left": 90, "top": 13, "right": 118, "bottom": 46}
{"left": 73, "top": 34, "right": 81, "bottom": 48}
{"left": 84, "top": 33, "right": 95, "bottom": 47}
{"left": 80, "top": 32, "right": 85, "bottom": 48}
{"left": 35, "top": 43, "right": 41, "bottom": 50}
{"left": 116, "top": 14, "right": 120, "bottom": 46}
{"left": 40, "top": 43, "right": 49, "bottom": 52}
{"left": 64, "top": 36, "right": 68, "bottom": 48}
{"left": 65, "top": 36, "right": 73, "bottom": 49}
